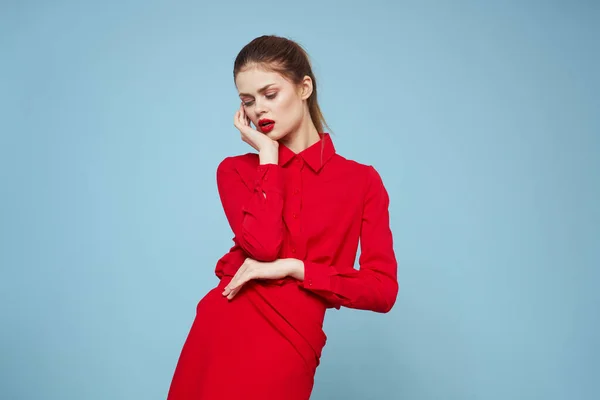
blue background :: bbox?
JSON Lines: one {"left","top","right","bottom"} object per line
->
{"left": 1, "top": 1, "right": 598, "bottom": 399}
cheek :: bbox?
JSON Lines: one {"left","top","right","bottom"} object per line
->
{"left": 278, "top": 96, "right": 303, "bottom": 123}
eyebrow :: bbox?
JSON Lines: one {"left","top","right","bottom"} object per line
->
{"left": 238, "top": 83, "right": 276, "bottom": 97}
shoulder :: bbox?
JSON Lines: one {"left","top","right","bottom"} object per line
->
{"left": 217, "top": 152, "right": 258, "bottom": 174}
{"left": 332, "top": 154, "right": 384, "bottom": 186}
{"left": 332, "top": 154, "right": 390, "bottom": 206}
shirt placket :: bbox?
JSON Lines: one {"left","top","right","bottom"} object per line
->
{"left": 285, "top": 156, "right": 306, "bottom": 259}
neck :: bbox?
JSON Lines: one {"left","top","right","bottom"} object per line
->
{"left": 280, "top": 109, "right": 321, "bottom": 154}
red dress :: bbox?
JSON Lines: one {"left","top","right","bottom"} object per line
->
{"left": 167, "top": 133, "right": 398, "bottom": 400}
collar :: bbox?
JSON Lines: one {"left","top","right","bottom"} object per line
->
{"left": 278, "top": 133, "right": 336, "bottom": 172}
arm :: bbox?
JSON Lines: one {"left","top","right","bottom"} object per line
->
{"left": 216, "top": 154, "right": 284, "bottom": 262}
{"left": 295, "top": 166, "right": 398, "bottom": 313}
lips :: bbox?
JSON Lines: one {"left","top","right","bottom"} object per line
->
{"left": 258, "top": 119, "right": 275, "bottom": 133}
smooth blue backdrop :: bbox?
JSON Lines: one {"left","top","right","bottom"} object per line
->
{"left": 1, "top": 1, "right": 598, "bottom": 399}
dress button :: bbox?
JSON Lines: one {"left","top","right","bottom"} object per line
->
{"left": 308, "top": 279, "right": 313, "bottom": 286}
{"left": 291, "top": 248, "right": 296, "bottom": 254}
{"left": 294, "top": 188, "right": 299, "bottom": 194}
{"left": 292, "top": 213, "right": 298, "bottom": 219}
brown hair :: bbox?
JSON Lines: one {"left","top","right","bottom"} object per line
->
{"left": 233, "top": 35, "right": 331, "bottom": 134}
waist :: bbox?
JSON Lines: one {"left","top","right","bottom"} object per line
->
{"left": 214, "top": 250, "right": 327, "bottom": 338}
{"left": 217, "top": 276, "right": 326, "bottom": 319}
{"left": 215, "top": 249, "right": 306, "bottom": 287}
{"left": 217, "top": 273, "right": 327, "bottom": 358}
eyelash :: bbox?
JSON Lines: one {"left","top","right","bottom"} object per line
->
{"left": 243, "top": 93, "right": 277, "bottom": 107}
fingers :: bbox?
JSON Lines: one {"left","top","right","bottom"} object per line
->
{"left": 234, "top": 104, "right": 248, "bottom": 128}
{"left": 225, "top": 277, "right": 245, "bottom": 300}
{"left": 223, "top": 268, "right": 244, "bottom": 297}
{"left": 233, "top": 105, "right": 263, "bottom": 152}
{"left": 239, "top": 105, "right": 246, "bottom": 127}
{"left": 238, "top": 103, "right": 251, "bottom": 128}
{"left": 225, "top": 286, "right": 240, "bottom": 300}
{"left": 222, "top": 259, "right": 255, "bottom": 300}
{"left": 222, "top": 282, "right": 242, "bottom": 300}
{"left": 233, "top": 109, "right": 242, "bottom": 130}
{"left": 242, "top": 106, "right": 252, "bottom": 127}
{"left": 234, "top": 107, "right": 250, "bottom": 134}
{"left": 239, "top": 104, "right": 247, "bottom": 125}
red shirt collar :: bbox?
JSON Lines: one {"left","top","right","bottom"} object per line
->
{"left": 278, "top": 133, "right": 336, "bottom": 172}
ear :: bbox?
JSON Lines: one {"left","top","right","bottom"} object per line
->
{"left": 298, "top": 75, "right": 314, "bottom": 100}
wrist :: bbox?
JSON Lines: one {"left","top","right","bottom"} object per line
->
{"left": 258, "top": 144, "right": 279, "bottom": 165}
{"left": 285, "top": 258, "right": 304, "bottom": 281}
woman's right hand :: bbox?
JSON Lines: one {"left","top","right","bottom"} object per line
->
{"left": 233, "top": 103, "right": 279, "bottom": 154}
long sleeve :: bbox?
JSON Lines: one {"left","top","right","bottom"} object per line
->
{"left": 216, "top": 156, "right": 284, "bottom": 261}
{"left": 299, "top": 166, "right": 398, "bottom": 313}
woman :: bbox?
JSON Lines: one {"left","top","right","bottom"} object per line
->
{"left": 167, "top": 35, "right": 398, "bottom": 400}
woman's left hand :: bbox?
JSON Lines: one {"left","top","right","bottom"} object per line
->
{"left": 222, "top": 258, "right": 295, "bottom": 300}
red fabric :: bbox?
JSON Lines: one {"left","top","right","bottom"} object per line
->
{"left": 167, "top": 133, "right": 398, "bottom": 399}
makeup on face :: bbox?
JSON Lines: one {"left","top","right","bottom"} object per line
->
{"left": 258, "top": 118, "right": 275, "bottom": 133}
{"left": 236, "top": 67, "right": 303, "bottom": 139}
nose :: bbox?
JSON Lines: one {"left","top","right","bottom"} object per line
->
{"left": 253, "top": 98, "right": 268, "bottom": 116}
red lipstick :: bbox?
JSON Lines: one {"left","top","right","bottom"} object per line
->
{"left": 258, "top": 119, "right": 275, "bottom": 133}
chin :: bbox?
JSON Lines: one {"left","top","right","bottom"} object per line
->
{"left": 266, "top": 129, "right": 288, "bottom": 142}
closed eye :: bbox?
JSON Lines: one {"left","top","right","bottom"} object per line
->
{"left": 241, "top": 92, "right": 277, "bottom": 107}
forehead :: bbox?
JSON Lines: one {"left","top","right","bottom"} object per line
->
{"left": 235, "top": 66, "right": 290, "bottom": 94}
